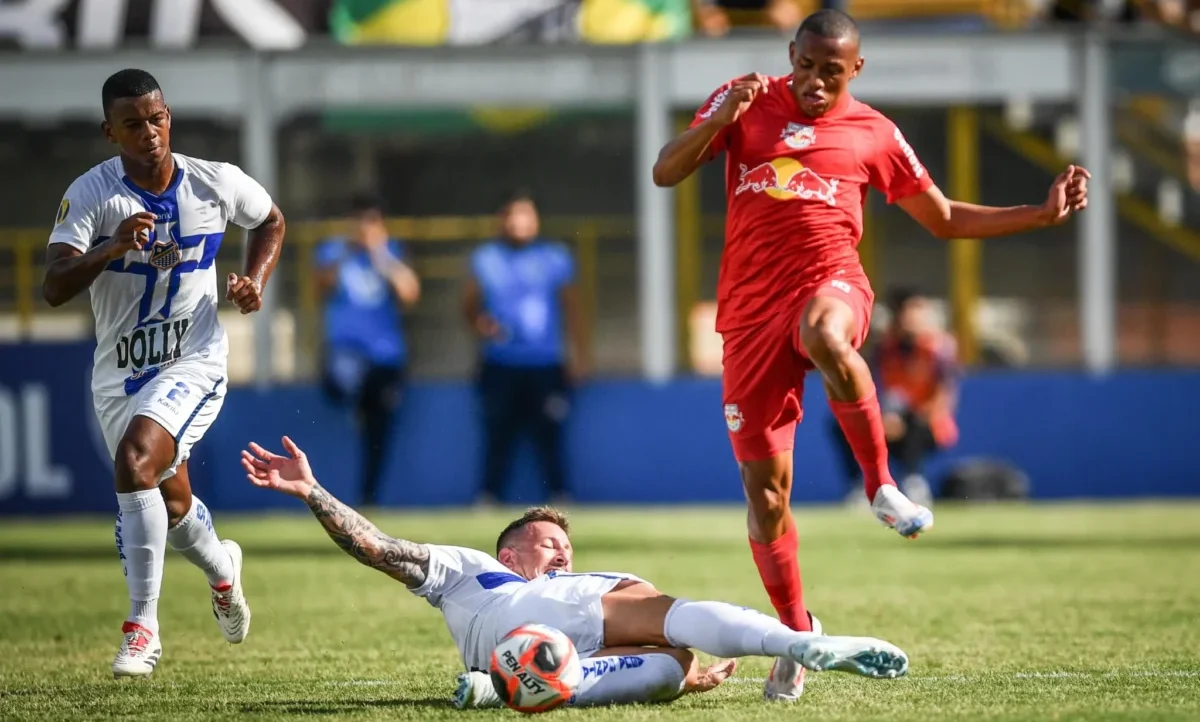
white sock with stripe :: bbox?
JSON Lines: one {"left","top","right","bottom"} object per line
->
{"left": 116, "top": 489, "right": 168, "bottom": 634}
{"left": 167, "top": 495, "right": 233, "bottom": 587}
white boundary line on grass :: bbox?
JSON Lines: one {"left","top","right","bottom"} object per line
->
{"left": 726, "top": 669, "right": 1200, "bottom": 685}
{"left": 326, "top": 669, "right": 1199, "bottom": 689}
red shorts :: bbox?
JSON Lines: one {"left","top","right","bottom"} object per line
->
{"left": 721, "top": 274, "right": 875, "bottom": 462}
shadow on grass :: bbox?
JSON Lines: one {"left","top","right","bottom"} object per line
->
{"left": 920, "top": 535, "right": 1200, "bottom": 550}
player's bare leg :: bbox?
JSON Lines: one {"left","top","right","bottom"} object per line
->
{"left": 740, "top": 453, "right": 816, "bottom": 699}
{"left": 599, "top": 582, "right": 908, "bottom": 681}
{"left": 454, "top": 646, "right": 732, "bottom": 709}
{"left": 799, "top": 294, "right": 933, "bottom": 538}
{"left": 161, "top": 464, "right": 251, "bottom": 644}
{"left": 111, "top": 416, "right": 175, "bottom": 678}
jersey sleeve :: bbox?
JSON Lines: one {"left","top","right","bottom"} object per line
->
{"left": 388, "top": 239, "right": 409, "bottom": 263}
{"left": 410, "top": 545, "right": 501, "bottom": 606}
{"left": 689, "top": 80, "right": 740, "bottom": 159}
{"left": 220, "top": 163, "right": 274, "bottom": 229}
{"left": 867, "top": 119, "right": 935, "bottom": 204}
{"left": 47, "top": 175, "right": 104, "bottom": 253}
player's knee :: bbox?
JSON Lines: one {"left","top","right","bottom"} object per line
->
{"left": 800, "top": 314, "right": 853, "bottom": 366}
{"left": 114, "top": 436, "right": 162, "bottom": 492}
{"left": 744, "top": 482, "right": 789, "bottom": 531}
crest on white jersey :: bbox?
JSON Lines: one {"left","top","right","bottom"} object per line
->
{"left": 781, "top": 122, "right": 816, "bottom": 149}
{"left": 149, "top": 239, "right": 181, "bottom": 270}
{"left": 724, "top": 404, "right": 744, "bottom": 433}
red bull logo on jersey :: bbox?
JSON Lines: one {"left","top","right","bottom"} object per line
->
{"left": 734, "top": 158, "right": 838, "bottom": 207}
{"left": 781, "top": 122, "right": 816, "bottom": 149}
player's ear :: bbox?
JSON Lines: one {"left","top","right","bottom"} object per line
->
{"left": 101, "top": 119, "right": 115, "bottom": 144}
{"left": 497, "top": 547, "right": 516, "bottom": 570}
{"left": 788, "top": 40, "right": 798, "bottom": 68}
{"left": 164, "top": 106, "right": 172, "bottom": 130}
{"left": 852, "top": 56, "right": 864, "bottom": 80}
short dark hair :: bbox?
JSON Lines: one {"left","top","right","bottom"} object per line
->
{"left": 496, "top": 506, "right": 570, "bottom": 555}
{"left": 499, "top": 187, "right": 536, "bottom": 212}
{"left": 350, "top": 192, "right": 385, "bottom": 215}
{"left": 887, "top": 286, "right": 922, "bottom": 314}
{"left": 102, "top": 69, "right": 163, "bottom": 118}
{"left": 796, "top": 9, "right": 859, "bottom": 43}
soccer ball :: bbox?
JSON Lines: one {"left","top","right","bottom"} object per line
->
{"left": 488, "top": 624, "right": 582, "bottom": 713}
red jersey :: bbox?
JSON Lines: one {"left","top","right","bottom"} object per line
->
{"left": 690, "top": 75, "right": 935, "bottom": 333}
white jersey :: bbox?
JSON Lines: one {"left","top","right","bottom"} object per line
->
{"left": 411, "top": 545, "right": 644, "bottom": 671}
{"left": 49, "top": 154, "right": 273, "bottom": 397}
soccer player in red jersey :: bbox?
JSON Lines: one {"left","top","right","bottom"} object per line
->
{"left": 653, "top": 9, "right": 1089, "bottom": 700}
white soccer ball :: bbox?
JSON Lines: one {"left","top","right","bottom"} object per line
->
{"left": 488, "top": 624, "right": 583, "bottom": 713}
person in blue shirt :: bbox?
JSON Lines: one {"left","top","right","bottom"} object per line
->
{"left": 316, "top": 193, "right": 421, "bottom": 506}
{"left": 463, "top": 189, "right": 589, "bottom": 505}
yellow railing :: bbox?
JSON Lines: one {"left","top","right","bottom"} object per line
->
{"left": 0, "top": 215, "right": 635, "bottom": 342}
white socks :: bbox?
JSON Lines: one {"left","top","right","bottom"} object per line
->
{"left": 116, "top": 490, "right": 168, "bottom": 633}
{"left": 663, "top": 599, "right": 807, "bottom": 659}
{"left": 572, "top": 653, "right": 687, "bottom": 706}
{"left": 167, "top": 495, "right": 233, "bottom": 587}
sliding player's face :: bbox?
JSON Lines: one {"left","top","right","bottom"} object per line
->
{"left": 788, "top": 31, "right": 863, "bottom": 117}
{"left": 103, "top": 91, "right": 172, "bottom": 168}
{"left": 501, "top": 521, "right": 573, "bottom": 579}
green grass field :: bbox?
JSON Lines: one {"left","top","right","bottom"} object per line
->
{"left": 2, "top": 502, "right": 1198, "bottom": 721}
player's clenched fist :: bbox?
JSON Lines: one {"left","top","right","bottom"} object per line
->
{"left": 1041, "top": 164, "right": 1091, "bottom": 225}
{"left": 226, "top": 273, "right": 263, "bottom": 314}
{"left": 709, "top": 73, "right": 770, "bottom": 127}
{"left": 100, "top": 211, "right": 156, "bottom": 260}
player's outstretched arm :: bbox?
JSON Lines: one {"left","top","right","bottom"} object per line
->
{"left": 897, "top": 165, "right": 1090, "bottom": 239}
{"left": 43, "top": 212, "right": 155, "bottom": 306}
{"left": 652, "top": 73, "right": 769, "bottom": 188}
{"left": 240, "top": 436, "right": 430, "bottom": 588}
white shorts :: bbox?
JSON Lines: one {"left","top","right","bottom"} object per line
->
{"left": 93, "top": 357, "right": 227, "bottom": 483}
{"left": 490, "top": 571, "right": 646, "bottom": 660}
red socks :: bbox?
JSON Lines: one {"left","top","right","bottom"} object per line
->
{"left": 748, "top": 525, "right": 812, "bottom": 632}
{"left": 829, "top": 388, "right": 896, "bottom": 503}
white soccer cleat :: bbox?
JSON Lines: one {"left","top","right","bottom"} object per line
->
{"left": 112, "top": 622, "right": 162, "bottom": 679}
{"left": 453, "top": 670, "right": 503, "bottom": 709}
{"left": 211, "top": 539, "right": 251, "bottom": 644}
{"left": 788, "top": 634, "right": 909, "bottom": 679}
{"left": 871, "top": 484, "right": 934, "bottom": 539}
{"left": 764, "top": 613, "right": 823, "bottom": 702}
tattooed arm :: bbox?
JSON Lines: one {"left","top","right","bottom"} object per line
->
{"left": 303, "top": 484, "right": 430, "bottom": 588}
{"left": 240, "top": 435, "right": 429, "bottom": 588}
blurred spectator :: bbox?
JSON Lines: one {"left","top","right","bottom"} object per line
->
{"left": 463, "top": 190, "right": 588, "bottom": 506}
{"left": 692, "top": 0, "right": 803, "bottom": 36}
{"left": 831, "top": 288, "right": 960, "bottom": 508}
{"left": 1046, "top": 0, "right": 1200, "bottom": 29}
{"left": 316, "top": 193, "right": 421, "bottom": 507}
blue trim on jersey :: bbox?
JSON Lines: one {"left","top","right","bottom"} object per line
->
{"left": 174, "top": 377, "right": 225, "bottom": 443}
{"left": 121, "top": 166, "right": 184, "bottom": 203}
{"left": 475, "top": 571, "right": 527, "bottom": 589}
{"left": 123, "top": 367, "right": 161, "bottom": 396}
{"left": 545, "top": 571, "right": 627, "bottom": 581}
{"left": 103, "top": 230, "right": 224, "bottom": 329}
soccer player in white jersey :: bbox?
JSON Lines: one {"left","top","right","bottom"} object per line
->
{"left": 42, "top": 69, "right": 286, "bottom": 679}
{"left": 242, "top": 436, "right": 911, "bottom": 707}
